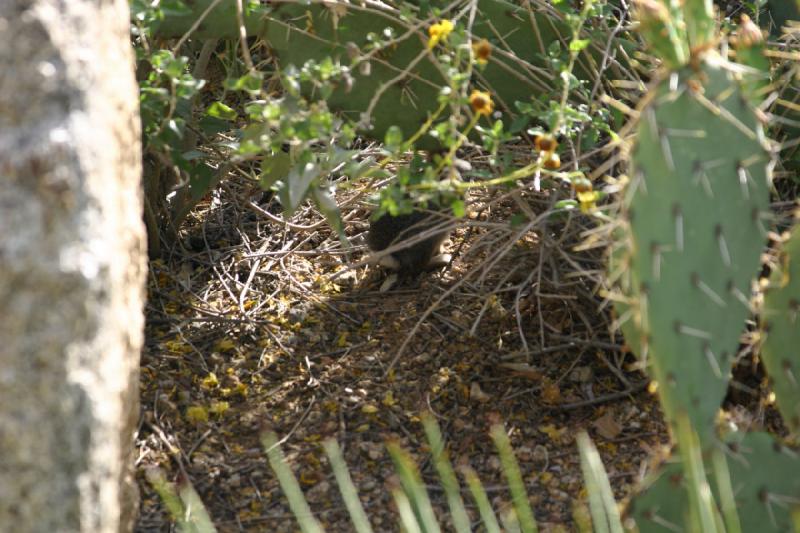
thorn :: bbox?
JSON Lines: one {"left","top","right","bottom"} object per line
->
{"left": 727, "top": 280, "right": 752, "bottom": 309}
{"left": 703, "top": 343, "right": 723, "bottom": 378}
{"left": 675, "top": 321, "right": 712, "bottom": 340}
{"left": 611, "top": 306, "right": 635, "bottom": 332}
{"left": 657, "top": 76, "right": 684, "bottom": 104}
{"left": 764, "top": 491, "right": 778, "bottom": 528}
{"left": 692, "top": 90, "right": 758, "bottom": 140}
{"left": 664, "top": 128, "right": 706, "bottom": 139}
{"left": 767, "top": 490, "right": 800, "bottom": 507}
{"left": 673, "top": 205, "right": 684, "bottom": 251}
{"left": 777, "top": 445, "right": 799, "bottom": 461}
{"left": 752, "top": 208, "right": 768, "bottom": 237}
{"left": 646, "top": 107, "right": 658, "bottom": 141}
{"left": 692, "top": 160, "right": 715, "bottom": 198}
{"left": 767, "top": 157, "right": 776, "bottom": 189}
{"left": 737, "top": 163, "right": 751, "bottom": 200}
{"left": 626, "top": 170, "right": 646, "bottom": 203}
{"left": 782, "top": 359, "right": 798, "bottom": 388}
{"left": 756, "top": 209, "right": 775, "bottom": 222}
{"left": 669, "top": 72, "right": 679, "bottom": 92}
{"left": 650, "top": 243, "right": 662, "bottom": 281}
{"left": 606, "top": 265, "right": 629, "bottom": 288}
{"left": 638, "top": 284, "right": 649, "bottom": 331}
{"left": 740, "top": 153, "right": 764, "bottom": 168}
{"left": 716, "top": 225, "right": 732, "bottom": 267}
{"left": 659, "top": 130, "right": 675, "bottom": 171}
{"left": 638, "top": 170, "right": 649, "bottom": 196}
{"left": 692, "top": 272, "right": 726, "bottom": 307}
{"left": 715, "top": 85, "right": 736, "bottom": 103}
{"left": 650, "top": 512, "right": 682, "bottom": 532}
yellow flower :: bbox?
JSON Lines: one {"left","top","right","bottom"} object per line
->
{"left": 469, "top": 90, "right": 494, "bottom": 116}
{"left": 534, "top": 133, "right": 558, "bottom": 153}
{"left": 571, "top": 176, "right": 592, "bottom": 193}
{"left": 427, "top": 19, "right": 454, "bottom": 49}
{"left": 543, "top": 152, "right": 561, "bottom": 169}
{"left": 472, "top": 38, "right": 491, "bottom": 65}
{"left": 185, "top": 406, "right": 209, "bottom": 424}
{"left": 577, "top": 190, "right": 600, "bottom": 213}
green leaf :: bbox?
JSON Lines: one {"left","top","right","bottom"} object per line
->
{"left": 260, "top": 152, "right": 292, "bottom": 190}
{"left": 554, "top": 199, "right": 578, "bottom": 210}
{"left": 263, "top": 433, "right": 323, "bottom": 533}
{"left": 490, "top": 425, "right": 538, "bottom": 533}
{"left": 311, "top": 185, "right": 346, "bottom": 243}
{"left": 509, "top": 115, "right": 530, "bottom": 134}
{"left": 189, "top": 164, "right": 218, "bottom": 202}
{"left": 322, "top": 440, "right": 374, "bottom": 533}
{"left": 206, "top": 101, "right": 237, "bottom": 121}
{"left": 225, "top": 71, "right": 264, "bottom": 94}
{"left": 199, "top": 115, "right": 231, "bottom": 137}
{"left": 569, "top": 39, "right": 590, "bottom": 52}
{"left": 450, "top": 199, "right": 465, "bottom": 218}
{"left": 277, "top": 160, "right": 320, "bottom": 215}
{"left": 421, "top": 414, "right": 471, "bottom": 533}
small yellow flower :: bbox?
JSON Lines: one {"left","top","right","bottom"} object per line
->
{"left": 428, "top": 20, "right": 454, "bottom": 49}
{"left": 469, "top": 90, "right": 494, "bottom": 116}
{"left": 571, "top": 176, "right": 593, "bottom": 194}
{"left": 201, "top": 372, "right": 219, "bottom": 389}
{"left": 185, "top": 405, "right": 209, "bottom": 424}
{"left": 534, "top": 133, "right": 558, "bottom": 153}
{"left": 577, "top": 190, "right": 600, "bottom": 213}
{"left": 543, "top": 152, "right": 561, "bottom": 170}
{"left": 209, "top": 401, "right": 230, "bottom": 417}
{"left": 472, "top": 38, "right": 491, "bottom": 65}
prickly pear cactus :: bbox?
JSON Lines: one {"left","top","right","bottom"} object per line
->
{"left": 615, "top": 54, "right": 773, "bottom": 445}
{"left": 760, "top": 217, "right": 800, "bottom": 436}
{"left": 626, "top": 432, "right": 800, "bottom": 532}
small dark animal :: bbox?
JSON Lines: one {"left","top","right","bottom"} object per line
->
{"left": 367, "top": 209, "right": 452, "bottom": 280}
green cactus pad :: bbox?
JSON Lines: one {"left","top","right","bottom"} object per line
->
{"left": 615, "top": 55, "right": 772, "bottom": 445}
{"left": 761, "top": 219, "right": 800, "bottom": 435}
{"left": 626, "top": 432, "right": 800, "bottom": 532}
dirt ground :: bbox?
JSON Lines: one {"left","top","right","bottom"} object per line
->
{"left": 132, "top": 158, "right": 683, "bottom": 532}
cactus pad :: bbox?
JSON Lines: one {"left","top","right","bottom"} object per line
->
{"left": 614, "top": 55, "right": 772, "bottom": 444}
{"left": 626, "top": 432, "right": 800, "bottom": 532}
{"left": 761, "top": 218, "right": 800, "bottom": 435}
